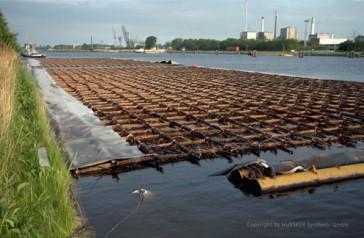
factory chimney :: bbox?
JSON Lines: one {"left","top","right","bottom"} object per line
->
{"left": 274, "top": 11, "right": 278, "bottom": 38}
{"left": 310, "top": 17, "right": 316, "bottom": 35}
{"left": 261, "top": 16, "right": 265, "bottom": 32}
{"left": 244, "top": 0, "right": 248, "bottom": 32}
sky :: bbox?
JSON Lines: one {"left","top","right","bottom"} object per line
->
{"left": 0, "top": 0, "right": 363, "bottom": 46}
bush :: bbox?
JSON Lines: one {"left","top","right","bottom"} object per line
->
{"left": 0, "top": 11, "right": 19, "bottom": 51}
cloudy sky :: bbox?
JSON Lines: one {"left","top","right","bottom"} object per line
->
{"left": 0, "top": 0, "right": 363, "bottom": 45}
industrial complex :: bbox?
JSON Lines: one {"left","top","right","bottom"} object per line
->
{"left": 240, "top": 0, "right": 347, "bottom": 47}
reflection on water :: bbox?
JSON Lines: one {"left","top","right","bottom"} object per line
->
{"left": 48, "top": 52, "right": 364, "bottom": 238}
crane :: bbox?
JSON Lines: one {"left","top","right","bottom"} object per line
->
{"left": 118, "top": 36, "right": 122, "bottom": 47}
{"left": 122, "top": 25, "right": 131, "bottom": 48}
{"left": 112, "top": 26, "right": 117, "bottom": 46}
{"left": 122, "top": 25, "right": 137, "bottom": 48}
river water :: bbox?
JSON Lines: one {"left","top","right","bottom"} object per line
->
{"left": 47, "top": 52, "right": 364, "bottom": 238}
{"left": 47, "top": 51, "right": 364, "bottom": 82}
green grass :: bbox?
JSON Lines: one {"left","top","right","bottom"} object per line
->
{"left": 0, "top": 63, "right": 76, "bottom": 237}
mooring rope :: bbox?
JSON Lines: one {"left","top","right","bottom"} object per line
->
{"left": 104, "top": 189, "right": 147, "bottom": 238}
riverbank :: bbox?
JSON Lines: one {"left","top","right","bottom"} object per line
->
{"left": 0, "top": 46, "right": 76, "bottom": 237}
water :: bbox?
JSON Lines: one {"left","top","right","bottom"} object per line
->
{"left": 48, "top": 52, "right": 364, "bottom": 238}
{"left": 76, "top": 146, "right": 364, "bottom": 238}
{"left": 47, "top": 51, "right": 364, "bottom": 82}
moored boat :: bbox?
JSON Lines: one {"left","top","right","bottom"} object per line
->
{"left": 21, "top": 43, "right": 46, "bottom": 58}
{"left": 135, "top": 48, "right": 144, "bottom": 53}
{"left": 143, "top": 47, "right": 166, "bottom": 54}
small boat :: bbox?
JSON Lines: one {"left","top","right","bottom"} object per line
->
{"left": 21, "top": 52, "right": 46, "bottom": 58}
{"left": 143, "top": 47, "right": 166, "bottom": 54}
{"left": 135, "top": 48, "right": 144, "bottom": 53}
{"left": 21, "top": 43, "right": 46, "bottom": 58}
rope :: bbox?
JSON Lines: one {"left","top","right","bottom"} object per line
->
{"left": 104, "top": 192, "right": 145, "bottom": 238}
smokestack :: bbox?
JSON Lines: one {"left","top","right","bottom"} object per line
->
{"left": 304, "top": 19, "right": 310, "bottom": 46}
{"left": 310, "top": 17, "right": 316, "bottom": 35}
{"left": 261, "top": 16, "right": 265, "bottom": 32}
{"left": 244, "top": 0, "right": 248, "bottom": 32}
{"left": 274, "top": 11, "right": 278, "bottom": 38}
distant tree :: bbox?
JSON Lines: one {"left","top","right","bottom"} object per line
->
{"left": 80, "top": 43, "right": 92, "bottom": 50}
{"left": 239, "top": 39, "right": 256, "bottom": 51}
{"left": 196, "top": 39, "right": 220, "bottom": 51}
{"left": 283, "top": 39, "right": 301, "bottom": 50}
{"left": 0, "top": 11, "right": 19, "bottom": 50}
{"left": 171, "top": 38, "right": 183, "bottom": 50}
{"left": 355, "top": 35, "right": 364, "bottom": 42}
{"left": 256, "top": 34, "right": 266, "bottom": 41}
{"left": 53, "top": 44, "right": 73, "bottom": 49}
{"left": 182, "top": 39, "right": 196, "bottom": 51}
{"left": 351, "top": 35, "right": 364, "bottom": 51}
{"left": 338, "top": 40, "right": 355, "bottom": 51}
{"left": 145, "top": 36, "right": 157, "bottom": 49}
{"left": 164, "top": 41, "right": 171, "bottom": 48}
{"left": 219, "top": 38, "right": 240, "bottom": 50}
{"left": 356, "top": 41, "right": 364, "bottom": 51}
{"left": 168, "top": 37, "right": 307, "bottom": 52}
{"left": 36, "top": 45, "right": 52, "bottom": 51}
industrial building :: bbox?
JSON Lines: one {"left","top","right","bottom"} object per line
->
{"left": 239, "top": 2, "right": 347, "bottom": 45}
{"left": 309, "top": 33, "right": 347, "bottom": 46}
{"left": 240, "top": 1, "right": 277, "bottom": 41}
{"left": 257, "top": 17, "right": 274, "bottom": 40}
{"left": 308, "top": 17, "right": 347, "bottom": 46}
{"left": 280, "top": 26, "right": 299, "bottom": 40}
{"left": 257, "top": 32, "right": 274, "bottom": 40}
{"left": 240, "top": 31, "right": 257, "bottom": 40}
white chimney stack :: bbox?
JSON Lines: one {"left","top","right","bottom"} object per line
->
{"left": 310, "top": 17, "right": 316, "bottom": 35}
{"left": 261, "top": 16, "right": 265, "bottom": 32}
{"left": 274, "top": 11, "right": 278, "bottom": 38}
{"left": 244, "top": 0, "right": 248, "bottom": 32}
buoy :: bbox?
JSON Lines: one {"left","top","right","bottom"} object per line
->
{"left": 192, "top": 64, "right": 198, "bottom": 68}
{"left": 131, "top": 188, "right": 151, "bottom": 195}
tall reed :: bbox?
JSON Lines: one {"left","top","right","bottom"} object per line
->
{"left": 0, "top": 44, "right": 17, "bottom": 142}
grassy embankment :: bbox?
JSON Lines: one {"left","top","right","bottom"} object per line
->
{"left": 0, "top": 45, "right": 75, "bottom": 237}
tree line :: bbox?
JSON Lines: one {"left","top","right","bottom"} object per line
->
{"left": 337, "top": 36, "right": 364, "bottom": 52}
{"left": 165, "top": 38, "right": 327, "bottom": 51}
